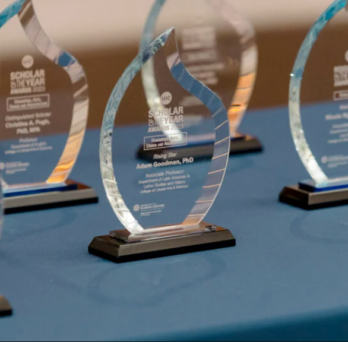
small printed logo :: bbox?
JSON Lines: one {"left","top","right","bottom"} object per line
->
{"left": 161, "top": 92, "right": 172, "bottom": 106}
{"left": 133, "top": 204, "right": 140, "bottom": 212}
{"left": 22, "top": 55, "right": 34, "bottom": 69}
{"left": 0, "top": 163, "right": 4, "bottom": 170}
{"left": 322, "top": 156, "right": 328, "bottom": 164}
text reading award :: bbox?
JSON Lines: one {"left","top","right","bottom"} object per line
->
{"left": 89, "top": 29, "right": 235, "bottom": 263}
{"left": 138, "top": 0, "right": 261, "bottom": 161}
{"left": 0, "top": 0, "right": 98, "bottom": 213}
{"left": 280, "top": 0, "right": 348, "bottom": 209}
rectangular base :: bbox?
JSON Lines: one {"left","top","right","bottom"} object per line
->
{"left": 299, "top": 179, "right": 348, "bottom": 193}
{"left": 89, "top": 224, "right": 236, "bottom": 263}
{"left": 4, "top": 180, "right": 98, "bottom": 214}
{"left": 279, "top": 184, "right": 348, "bottom": 210}
{"left": 229, "top": 135, "right": 263, "bottom": 155}
{"left": 138, "top": 135, "right": 262, "bottom": 162}
{"left": 0, "top": 297, "right": 12, "bottom": 318}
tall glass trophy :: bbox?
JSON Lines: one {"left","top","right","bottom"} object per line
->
{"left": 89, "top": 28, "right": 235, "bottom": 263}
{"left": 138, "top": 0, "right": 261, "bottom": 162}
{"left": 280, "top": 0, "right": 348, "bottom": 209}
{"left": 0, "top": 0, "right": 98, "bottom": 213}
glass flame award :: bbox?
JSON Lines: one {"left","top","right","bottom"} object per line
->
{"left": 89, "top": 28, "right": 236, "bottom": 263}
{"left": 280, "top": 0, "right": 348, "bottom": 209}
{"left": 138, "top": 0, "right": 261, "bottom": 162}
{"left": 0, "top": 0, "right": 98, "bottom": 213}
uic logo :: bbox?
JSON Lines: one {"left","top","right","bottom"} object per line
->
{"left": 22, "top": 55, "right": 34, "bottom": 69}
{"left": 161, "top": 92, "right": 172, "bottom": 106}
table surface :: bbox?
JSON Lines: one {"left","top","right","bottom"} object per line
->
{"left": 1, "top": 107, "right": 348, "bottom": 341}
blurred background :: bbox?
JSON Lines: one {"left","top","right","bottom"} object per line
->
{"left": 0, "top": 0, "right": 337, "bottom": 127}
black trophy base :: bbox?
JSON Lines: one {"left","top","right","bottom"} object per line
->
{"left": 138, "top": 134, "right": 262, "bottom": 162}
{"left": 0, "top": 297, "right": 12, "bottom": 318}
{"left": 4, "top": 180, "right": 98, "bottom": 214}
{"left": 230, "top": 134, "right": 263, "bottom": 156}
{"left": 89, "top": 224, "right": 236, "bottom": 263}
{"left": 280, "top": 184, "right": 348, "bottom": 210}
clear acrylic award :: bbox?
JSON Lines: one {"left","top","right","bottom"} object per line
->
{"left": 0, "top": 0, "right": 97, "bottom": 213}
{"left": 138, "top": 0, "right": 261, "bottom": 161}
{"left": 280, "top": 0, "right": 348, "bottom": 209}
{"left": 89, "top": 28, "right": 235, "bottom": 263}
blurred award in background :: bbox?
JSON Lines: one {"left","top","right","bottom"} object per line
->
{"left": 0, "top": 0, "right": 98, "bottom": 213}
{"left": 280, "top": 0, "right": 348, "bottom": 209}
{"left": 89, "top": 28, "right": 235, "bottom": 263}
{"left": 138, "top": 0, "right": 261, "bottom": 161}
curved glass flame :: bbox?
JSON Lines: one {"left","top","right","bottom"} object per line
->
{"left": 100, "top": 29, "right": 230, "bottom": 235}
{"left": 289, "top": 0, "right": 347, "bottom": 184}
{"left": 0, "top": 0, "right": 89, "bottom": 188}
{"left": 141, "top": 0, "right": 258, "bottom": 137}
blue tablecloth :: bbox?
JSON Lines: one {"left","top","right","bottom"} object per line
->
{"left": 1, "top": 107, "right": 348, "bottom": 341}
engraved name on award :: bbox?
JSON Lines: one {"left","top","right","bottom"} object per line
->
{"left": 0, "top": 0, "right": 98, "bottom": 213}
{"left": 280, "top": 0, "right": 348, "bottom": 209}
{"left": 139, "top": 0, "right": 261, "bottom": 161}
{"left": 89, "top": 29, "right": 236, "bottom": 263}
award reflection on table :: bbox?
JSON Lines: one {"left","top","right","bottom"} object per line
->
{"left": 280, "top": 0, "right": 348, "bottom": 209}
{"left": 0, "top": 0, "right": 98, "bottom": 213}
{"left": 138, "top": 0, "right": 262, "bottom": 161}
{"left": 89, "top": 28, "right": 236, "bottom": 263}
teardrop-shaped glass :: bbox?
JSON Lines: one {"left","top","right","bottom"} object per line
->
{"left": 141, "top": 0, "right": 257, "bottom": 137}
{"left": 290, "top": 0, "right": 348, "bottom": 186}
{"left": 101, "top": 29, "right": 230, "bottom": 237}
{"left": 0, "top": 0, "right": 88, "bottom": 192}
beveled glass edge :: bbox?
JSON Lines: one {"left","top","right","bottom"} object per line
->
{"left": 289, "top": 0, "right": 347, "bottom": 184}
{"left": 209, "top": 0, "right": 258, "bottom": 135}
{"left": 0, "top": 0, "right": 27, "bottom": 191}
{"left": 101, "top": 29, "right": 230, "bottom": 235}
{"left": 18, "top": 1, "right": 89, "bottom": 185}
{"left": 0, "top": 0, "right": 25, "bottom": 28}
{"left": 100, "top": 29, "right": 174, "bottom": 235}
{"left": 0, "top": 0, "right": 89, "bottom": 190}
{"left": 140, "top": 0, "right": 258, "bottom": 136}
{"left": 165, "top": 33, "right": 230, "bottom": 227}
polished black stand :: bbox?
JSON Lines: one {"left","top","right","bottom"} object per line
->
{"left": 280, "top": 184, "right": 348, "bottom": 210}
{"left": 230, "top": 135, "right": 263, "bottom": 156}
{"left": 138, "top": 134, "right": 262, "bottom": 162}
{"left": 4, "top": 180, "right": 98, "bottom": 214}
{"left": 89, "top": 224, "right": 236, "bottom": 263}
{"left": 0, "top": 297, "right": 12, "bottom": 317}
